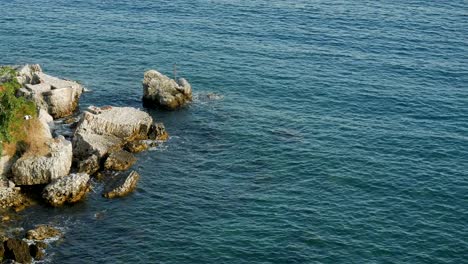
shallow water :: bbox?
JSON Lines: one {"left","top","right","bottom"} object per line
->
{"left": 1, "top": 0, "right": 467, "bottom": 263}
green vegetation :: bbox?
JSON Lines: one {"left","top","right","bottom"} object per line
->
{"left": 0, "top": 66, "right": 37, "bottom": 156}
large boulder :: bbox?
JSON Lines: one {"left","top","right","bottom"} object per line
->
{"left": 103, "top": 171, "right": 140, "bottom": 199}
{"left": 73, "top": 106, "right": 153, "bottom": 160}
{"left": 142, "top": 70, "right": 192, "bottom": 110}
{"left": 11, "top": 136, "right": 72, "bottom": 185}
{"left": 42, "top": 173, "right": 90, "bottom": 207}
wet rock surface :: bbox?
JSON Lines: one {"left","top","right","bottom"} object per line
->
{"left": 26, "top": 225, "right": 62, "bottom": 241}
{"left": 103, "top": 171, "right": 140, "bottom": 199}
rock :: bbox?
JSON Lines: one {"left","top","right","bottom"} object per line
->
{"left": 104, "top": 150, "right": 136, "bottom": 171}
{"left": 26, "top": 225, "right": 62, "bottom": 241}
{"left": 0, "top": 187, "right": 23, "bottom": 209}
{"left": 77, "top": 154, "right": 100, "bottom": 175}
{"left": 142, "top": 70, "right": 192, "bottom": 110}
{"left": 73, "top": 106, "right": 152, "bottom": 161}
{"left": 11, "top": 136, "right": 72, "bottom": 185}
{"left": 0, "top": 241, "right": 4, "bottom": 260}
{"left": 73, "top": 132, "right": 123, "bottom": 160}
{"left": 148, "top": 122, "right": 169, "bottom": 141}
{"left": 0, "top": 155, "right": 14, "bottom": 177}
{"left": 75, "top": 106, "right": 153, "bottom": 140}
{"left": 29, "top": 244, "right": 44, "bottom": 260}
{"left": 35, "top": 242, "right": 47, "bottom": 249}
{"left": 15, "top": 64, "right": 42, "bottom": 85}
{"left": 42, "top": 173, "right": 90, "bottom": 207}
{"left": 124, "top": 141, "right": 149, "bottom": 153}
{"left": 15, "top": 69, "right": 83, "bottom": 119}
{"left": 3, "top": 238, "right": 31, "bottom": 263}
{"left": 103, "top": 171, "right": 140, "bottom": 199}
{"left": 37, "top": 109, "right": 54, "bottom": 139}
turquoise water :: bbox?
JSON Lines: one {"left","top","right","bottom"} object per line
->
{"left": 1, "top": 0, "right": 468, "bottom": 263}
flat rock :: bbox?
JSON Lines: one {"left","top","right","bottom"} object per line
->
{"left": 11, "top": 136, "right": 72, "bottom": 185}
{"left": 102, "top": 171, "right": 140, "bottom": 199}
{"left": 42, "top": 173, "right": 90, "bottom": 207}
{"left": 142, "top": 70, "right": 192, "bottom": 110}
{"left": 104, "top": 150, "right": 136, "bottom": 171}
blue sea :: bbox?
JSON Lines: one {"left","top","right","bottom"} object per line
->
{"left": 1, "top": 0, "right": 467, "bottom": 263}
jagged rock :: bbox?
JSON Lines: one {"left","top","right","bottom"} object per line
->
{"left": 148, "top": 122, "right": 169, "bottom": 141}
{"left": 26, "top": 225, "right": 62, "bottom": 241}
{"left": 125, "top": 141, "right": 149, "bottom": 153}
{"left": 142, "top": 70, "right": 192, "bottom": 110}
{"left": 11, "top": 136, "right": 72, "bottom": 185}
{"left": 0, "top": 241, "right": 4, "bottom": 260}
{"left": 77, "top": 154, "right": 100, "bottom": 175}
{"left": 3, "top": 238, "right": 32, "bottom": 263}
{"left": 103, "top": 171, "right": 140, "bottom": 199}
{"left": 42, "top": 173, "right": 90, "bottom": 207}
{"left": 104, "top": 150, "right": 136, "bottom": 171}
{"left": 29, "top": 244, "right": 44, "bottom": 260}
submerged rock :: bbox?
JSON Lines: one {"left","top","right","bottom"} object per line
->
{"left": 142, "top": 70, "right": 192, "bottom": 110}
{"left": 102, "top": 171, "right": 140, "bottom": 199}
{"left": 42, "top": 173, "right": 90, "bottom": 207}
{"left": 104, "top": 150, "right": 136, "bottom": 171}
{"left": 3, "top": 238, "right": 32, "bottom": 263}
{"left": 11, "top": 136, "right": 72, "bottom": 185}
{"left": 26, "top": 225, "right": 62, "bottom": 241}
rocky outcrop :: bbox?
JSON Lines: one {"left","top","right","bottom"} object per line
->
{"left": 11, "top": 136, "right": 72, "bottom": 185}
{"left": 103, "top": 171, "right": 140, "bottom": 199}
{"left": 26, "top": 225, "right": 62, "bottom": 241}
{"left": 142, "top": 70, "right": 192, "bottom": 110}
{"left": 29, "top": 244, "right": 45, "bottom": 261}
{"left": 3, "top": 238, "right": 32, "bottom": 263}
{"left": 42, "top": 173, "right": 90, "bottom": 207}
{"left": 73, "top": 106, "right": 153, "bottom": 161}
{"left": 16, "top": 69, "right": 83, "bottom": 119}
{"left": 104, "top": 150, "right": 136, "bottom": 171}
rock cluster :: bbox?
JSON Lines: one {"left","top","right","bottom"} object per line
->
{"left": 1, "top": 65, "right": 174, "bottom": 210}
{"left": 0, "top": 225, "right": 61, "bottom": 262}
{"left": 142, "top": 70, "right": 192, "bottom": 110}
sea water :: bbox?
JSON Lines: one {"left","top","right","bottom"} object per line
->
{"left": 0, "top": 0, "right": 467, "bottom": 263}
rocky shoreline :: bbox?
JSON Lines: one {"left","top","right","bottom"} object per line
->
{"left": 0, "top": 65, "right": 192, "bottom": 263}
